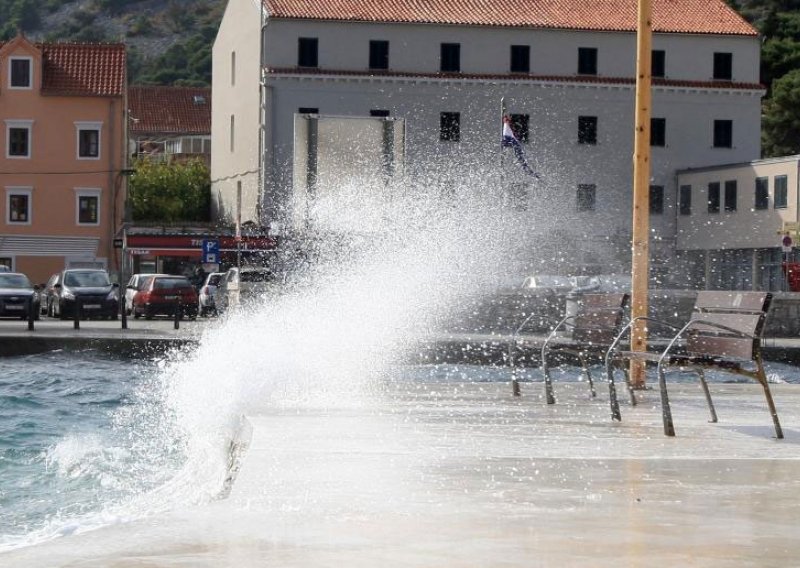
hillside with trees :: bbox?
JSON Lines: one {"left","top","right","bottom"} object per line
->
{"left": 2, "top": 0, "right": 800, "bottom": 156}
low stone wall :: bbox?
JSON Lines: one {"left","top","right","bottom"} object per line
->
{"left": 444, "top": 289, "right": 800, "bottom": 338}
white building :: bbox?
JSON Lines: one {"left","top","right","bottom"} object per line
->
{"left": 212, "top": 0, "right": 763, "bottom": 281}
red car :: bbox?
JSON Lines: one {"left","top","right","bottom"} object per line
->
{"left": 132, "top": 275, "right": 198, "bottom": 320}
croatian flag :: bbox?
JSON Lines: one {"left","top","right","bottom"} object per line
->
{"left": 502, "top": 116, "right": 538, "bottom": 177}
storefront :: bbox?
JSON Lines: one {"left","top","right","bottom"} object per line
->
{"left": 123, "top": 233, "right": 278, "bottom": 283}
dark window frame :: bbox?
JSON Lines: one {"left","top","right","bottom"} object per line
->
{"left": 578, "top": 47, "right": 597, "bottom": 75}
{"left": 78, "top": 194, "right": 99, "bottom": 224}
{"left": 578, "top": 116, "right": 598, "bottom": 145}
{"left": 679, "top": 184, "right": 692, "bottom": 216}
{"left": 713, "top": 120, "right": 733, "bottom": 148}
{"left": 651, "top": 50, "right": 665, "bottom": 78}
{"left": 775, "top": 175, "right": 788, "bottom": 209}
{"left": 510, "top": 45, "right": 530, "bottom": 73}
{"left": 724, "top": 180, "right": 737, "bottom": 212}
{"left": 8, "top": 127, "right": 29, "bottom": 157}
{"left": 755, "top": 177, "right": 769, "bottom": 210}
{"left": 439, "top": 112, "right": 460, "bottom": 142}
{"left": 298, "top": 37, "right": 319, "bottom": 68}
{"left": 78, "top": 128, "right": 100, "bottom": 158}
{"left": 8, "top": 192, "right": 29, "bottom": 223}
{"left": 577, "top": 184, "right": 596, "bottom": 212}
{"left": 650, "top": 185, "right": 664, "bottom": 215}
{"left": 10, "top": 58, "right": 31, "bottom": 88}
{"left": 713, "top": 52, "right": 733, "bottom": 81}
{"left": 708, "top": 182, "right": 721, "bottom": 214}
{"left": 369, "top": 40, "right": 389, "bottom": 70}
{"left": 440, "top": 43, "right": 461, "bottom": 72}
{"left": 650, "top": 117, "right": 666, "bottom": 147}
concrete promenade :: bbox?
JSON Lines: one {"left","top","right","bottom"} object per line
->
{"left": 1, "top": 380, "right": 799, "bottom": 567}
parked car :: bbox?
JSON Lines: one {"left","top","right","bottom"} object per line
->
{"left": 51, "top": 269, "right": 119, "bottom": 320}
{"left": 198, "top": 272, "right": 224, "bottom": 316}
{"left": 216, "top": 266, "right": 276, "bottom": 314}
{"left": 0, "top": 272, "right": 40, "bottom": 319}
{"left": 124, "top": 273, "right": 167, "bottom": 315}
{"left": 132, "top": 275, "right": 198, "bottom": 320}
{"left": 521, "top": 274, "right": 573, "bottom": 293}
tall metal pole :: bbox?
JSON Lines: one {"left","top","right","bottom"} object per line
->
{"left": 630, "top": 0, "right": 652, "bottom": 388}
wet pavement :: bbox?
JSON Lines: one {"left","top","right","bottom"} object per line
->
{"left": 2, "top": 380, "right": 799, "bottom": 567}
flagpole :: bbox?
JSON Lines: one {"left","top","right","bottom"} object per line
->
{"left": 630, "top": 0, "right": 652, "bottom": 388}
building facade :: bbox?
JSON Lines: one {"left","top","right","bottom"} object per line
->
{"left": 0, "top": 34, "right": 126, "bottom": 284}
{"left": 212, "top": 0, "right": 763, "bottom": 281}
{"left": 677, "top": 156, "right": 800, "bottom": 291}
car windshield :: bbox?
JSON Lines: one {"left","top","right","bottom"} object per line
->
{"left": 240, "top": 271, "right": 273, "bottom": 283}
{"left": 154, "top": 278, "right": 193, "bottom": 290}
{"left": 0, "top": 274, "right": 31, "bottom": 288}
{"left": 64, "top": 271, "right": 110, "bottom": 287}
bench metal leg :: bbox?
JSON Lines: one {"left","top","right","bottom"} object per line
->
{"left": 542, "top": 353, "right": 556, "bottom": 405}
{"left": 578, "top": 354, "right": 596, "bottom": 398}
{"left": 657, "top": 366, "right": 676, "bottom": 437}
{"left": 695, "top": 369, "right": 718, "bottom": 423}
{"left": 755, "top": 361, "right": 784, "bottom": 439}
{"left": 623, "top": 368, "right": 638, "bottom": 406}
{"left": 606, "top": 362, "right": 622, "bottom": 422}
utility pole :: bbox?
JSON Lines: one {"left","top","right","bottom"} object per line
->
{"left": 630, "top": 0, "right": 653, "bottom": 388}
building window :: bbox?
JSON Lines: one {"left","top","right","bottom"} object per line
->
{"left": 5, "top": 121, "right": 32, "bottom": 158}
{"left": 370, "top": 109, "right": 390, "bottom": 117}
{"left": 774, "top": 175, "right": 788, "bottom": 209}
{"left": 298, "top": 37, "right": 318, "bottom": 67}
{"left": 755, "top": 177, "right": 769, "bottom": 210}
{"left": 651, "top": 50, "right": 665, "bottom": 78}
{"left": 369, "top": 40, "right": 389, "bottom": 70}
{"left": 650, "top": 185, "right": 664, "bottom": 215}
{"left": 75, "top": 122, "right": 101, "bottom": 159}
{"left": 578, "top": 47, "right": 597, "bottom": 75}
{"left": 650, "top": 117, "right": 666, "bottom": 147}
{"left": 509, "top": 114, "right": 529, "bottom": 142}
{"left": 724, "top": 180, "right": 737, "bottom": 212}
{"left": 679, "top": 184, "right": 692, "bottom": 215}
{"left": 0, "top": 258, "right": 11, "bottom": 271}
{"left": 9, "top": 57, "right": 32, "bottom": 88}
{"left": 713, "top": 120, "right": 733, "bottom": 148}
{"left": 440, "top": 43, "right": 460, "bottom": 72}
{"left": 713, "top": 52, "right": 732, "bottom": 80}
{"left": 6, "top": 188, "right": 32, "bottom": 224}
{"left": 229, "top": 115, "right": 234, "bottom": 152}
{"left": 231, "top": 51, "right": 236, "bottom": 85}
{"left": 76, "top": 190, "right": 100, "bottom": 225}
{"left": 708, "top": 182, "right": 720, "bottom": 213}
{"left": 510, "top": 45, "right": 530, "bottom": 73}
{"left": 440, "top": 112, "right": 460, "bottom": 142}
{"left": 578, "top": 116, "right": 597, "bottom": 145}
{"left": 577, "top": 184, "right": 596, "bottom": 211}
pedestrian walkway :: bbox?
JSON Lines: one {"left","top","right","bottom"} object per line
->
{"left": 2, "top": 380, "right": 799, "bottom": 566}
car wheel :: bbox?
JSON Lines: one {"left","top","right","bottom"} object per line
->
{"left": 133, "top": 310, "right": 141, "bottom": 319}
{"left": 111, "top": 312, "right": 119, "bottom": 321}
{"left": 58, "top": 304, "right": 68, "bottom": 320}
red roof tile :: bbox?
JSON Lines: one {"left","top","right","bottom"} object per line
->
{"left": 128, "top": 86, "right": 212, "bottom": 135}
{"left": 41, "top": 43, "right": 126, "bottom": 96}
{"left": 266, "top": 66, "right": 766, "bottom": 91}
{"left": 263, "top": 0, "right": 757, "bottom": 36}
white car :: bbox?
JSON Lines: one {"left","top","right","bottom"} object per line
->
{"left": 124, "top": 273, "right": 167, "bottom": 315}
{"left": 198, "top": 272, "right": 224, "bottom": 316}
{"left": 216, "top": 266, "right": 276, "bottom": 314}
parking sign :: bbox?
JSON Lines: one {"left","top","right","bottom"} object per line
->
{"left": 202, "top": 239, "right": 220, "bottom": 263}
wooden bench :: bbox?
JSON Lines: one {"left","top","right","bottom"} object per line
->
{"left": 535, "top": 293, "right": 630, "bottom": 404}
{"left": 605, "top": 291, "right": 782, "bottom": 439}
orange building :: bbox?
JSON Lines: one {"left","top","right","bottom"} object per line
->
{"left": 0, "top": 34, "right": 126, "bottom": 285}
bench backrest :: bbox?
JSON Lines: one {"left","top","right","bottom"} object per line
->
{"left": 572, "top": 293, "right": 630, "bottom": 345}
{"left": 686, "top": 291, "right": 772, "bottom": 359}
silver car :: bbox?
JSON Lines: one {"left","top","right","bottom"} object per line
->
{"left": 215, "top": 266, "right": 276, "bottom": 314}
{"left": 198, "top": 272, "right": 225, "bottom": 316}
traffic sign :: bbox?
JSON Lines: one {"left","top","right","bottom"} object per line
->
{"left": 202, "top": 239, "right": 220, "bottom": 263}
{"left": 782, "top": 234, "right": 793, "bottom": 253}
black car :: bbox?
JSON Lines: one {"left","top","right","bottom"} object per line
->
{"left": 51, "top": 269, "right": 120, "bottom": 320}
{"left": 0, "top": 272, "right": 40, "bottom": 319}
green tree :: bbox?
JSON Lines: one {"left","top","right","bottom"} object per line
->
{"left": 129, "top": 158, "right": 211, "bottom": 222}
{"left": 763, "top": 68, "right": 800, "bottom": 156}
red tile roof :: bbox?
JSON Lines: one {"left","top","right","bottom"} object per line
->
{"left": 128, "top": 86, "right": 212, "bottom": 135}
{"left": 263, "top": 0, "right": 757, "bottom": 36}
{"left": 266, "top": 66, "right": 766, "bottom": 91}
{"left": 41, "top": 43, "right": 126, "bottom": 96}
